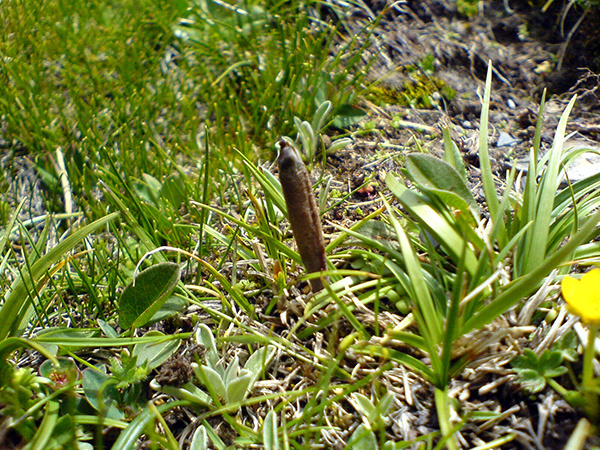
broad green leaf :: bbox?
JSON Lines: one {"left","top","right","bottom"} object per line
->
{"left": 405, "top": 153, "right": 479, "bottom": 219}
{"left": 118, "top": 262, "right": 181, "bottom": 330}
{"left": 386, "top": 172, "right": 480, "bottom": 276}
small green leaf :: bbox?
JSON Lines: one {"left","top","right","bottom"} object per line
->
{"left": 82, "top": 368, "right": 123, "bottom": 420}
{"left": 379, "top": 392, "right": 394, "bottom": 417}
{"left": 152, "top": 382, "right": 212, "bottom": 407}
{"left": 551, "top": 331, "right": 579, "bottom": 363}
{"left": 352, "top": 393, "right": 376, "bottom": 421}
{"left": 512, "top": 349, "right": 538, "bottom": 370}
{"left": 512, "top": 348, "right": 568, "bottom": 394}
{"left": 190, "top": 425, "right": 208, "bottom": 450}
{"left": 118, "top": 262, "right": 181, "bottom": 330}
{"left": 544, "top": 366, "right": 568, "bottom": 378}
{"left": 244, "top": 345, "right": 276, "bottom": 388}
{"left": 226, "top": 371, "right": 252, "bottom": 403}
{"left": 311, "top": 100, "right": 333, "bottom": 133}
{"left": 263, "top": 410, "right": 279, "bottom": 450}
{"left": 442, "top": 128, "right": 468, "bottom": 183}
{"left": 161, "top": 173, "right": 188, "bottom": 207}
{"left": 98, "top": 319, "right": 118, "bottom": 338}
{"left": 132, "top": 331, "right": 180, "bottom": 370}
{"left": 223, "top": 356, "right": 241, "bottom": 387}
{"left": 333, "top": 104, "right": 367, "bottom": 128}
{"left": 538, "top": 350, "right": 567, "bottom": 378}
{"left": 348, "top": 424, "right": 377, "bottom": 450}
{"left": 517, "top": 368, "right": 547, "bottom": 393}
{"left": 195, "top": 324, "right": 219, "bottom": 368}
{"left": 148, "top": 295, "right": 186, "bottom": 324}
{"left": 39, "top": 357, "right": 80, "bottom": 389}
{"left": 200, "top": 365, "right": 226, "bottom": 399}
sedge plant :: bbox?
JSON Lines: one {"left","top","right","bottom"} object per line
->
{"left": 340, "top": 62, "right": 600, "bottom": 448}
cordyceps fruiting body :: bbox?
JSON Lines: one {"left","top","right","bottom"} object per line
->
{"left": 277, "top": 139, "right": 326, "bottom": 292}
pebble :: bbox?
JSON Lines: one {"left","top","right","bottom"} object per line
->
{"left": 496, "top": 132, "right": 519, "bottom": 147}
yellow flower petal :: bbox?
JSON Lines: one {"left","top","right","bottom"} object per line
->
{"left": 561, "top": 268, "right": 600, "bottom": 325}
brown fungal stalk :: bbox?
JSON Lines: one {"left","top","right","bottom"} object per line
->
{"left": 277, "top": 138, "right": 326, "bottom": 292}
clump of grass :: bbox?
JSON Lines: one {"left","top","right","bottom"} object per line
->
{"left": 174, "top": 0, "right": 376, "bottom": 153}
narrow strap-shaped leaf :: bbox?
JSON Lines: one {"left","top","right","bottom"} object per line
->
{"left": 386, "top": 173, "right": 480, "bottom": 276}
{"left": 522, "top": 96, "right": 577, "bottom": 274}
{"left": 463, "top": 208, "right": 600, "bottom": 333}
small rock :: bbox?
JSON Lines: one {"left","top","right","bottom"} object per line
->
{"left": 563, "top": 140, "right": 600, "bottom": 183}
{"left": 496, "top": 132, "right": 519, "bottom": 147}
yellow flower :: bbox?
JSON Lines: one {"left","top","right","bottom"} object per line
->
{"left": 561, "top": 268, "right": 600, "bottom": 325}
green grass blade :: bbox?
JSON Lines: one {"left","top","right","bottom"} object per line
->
{"left": 521, "top": 95, "right": 577, "bottom": 274}
{"left": 463, "top": 208, "right": 600, "bottom": 333}
{"left": 0, "top": 212, "right": 119, "bottom": 340}
{"left": 112, "top": 401, "right": 189, "bottom": 450}
{"left": 25, "top": 398, "right": 59, "bottom": 450}
{"left": 323, "top": 282, "right": 368, "bottom": 340}
{"left": 478, "top": 63, "right": 500, "bottom": 220}
{"left": 0, "top": 199, "right": 24, "bottom": 256}
{"left": 0, "top": 337, "right": 58, "bottom": 366}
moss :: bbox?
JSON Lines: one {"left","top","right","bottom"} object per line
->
{"left": 367, "top": 74, "right": 456, "bottom": 109}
